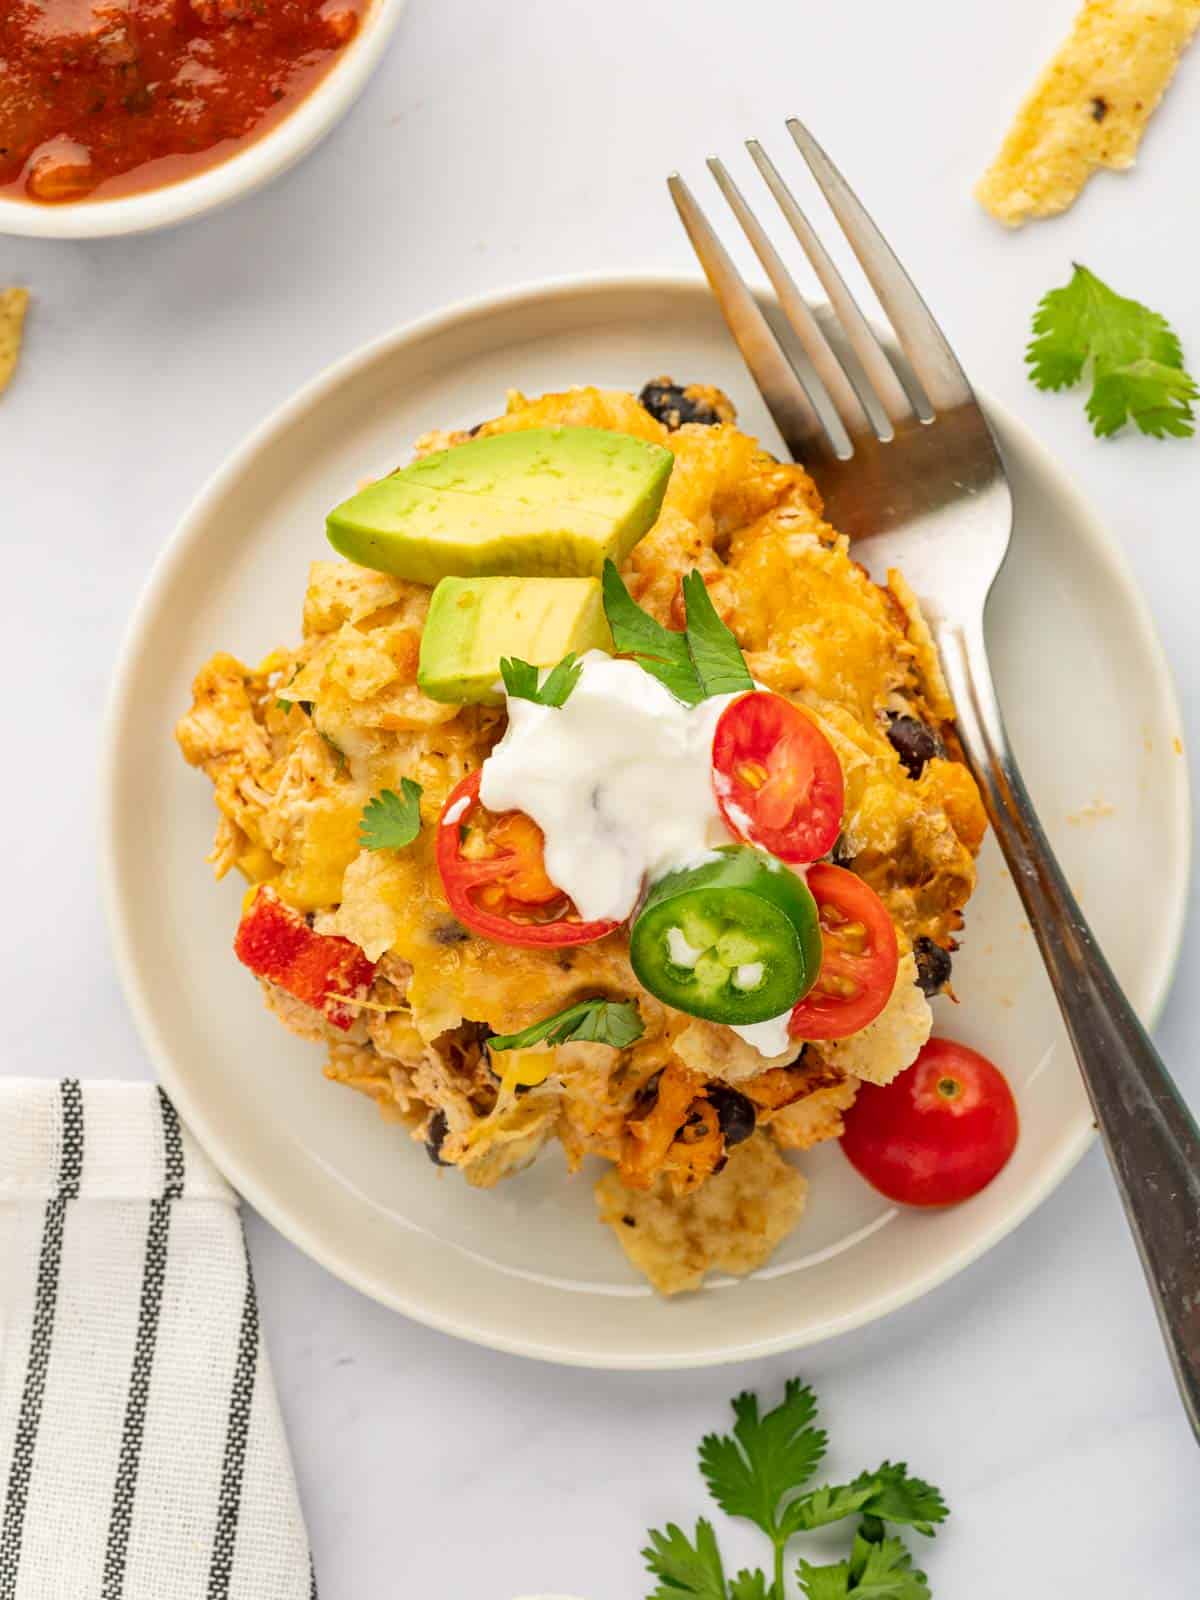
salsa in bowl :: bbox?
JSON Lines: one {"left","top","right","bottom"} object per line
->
{"left": 0, "top": 0, "right": 407, "bottom": 237}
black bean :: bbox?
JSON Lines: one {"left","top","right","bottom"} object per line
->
{"left": 831, "top": 833, "right": 856, "bottom": 868}
{"left": 632, "top": 1069, "right": 663, "bottom": 1118}
{"left": 425, "top": 1109, "right": 450, "bottom": 1166}
{"left": 913, "top": 937, "right": 953, "bottom": 997}
{"left": 887, "top": 714, "right": 942, "bottom": 779}
{"left": 639, "top": 378, "right": 726, "bottom": 430}
{"left": 432, "top": 918, "right": 471, "bottom": 945}
{"left": 706, "top": 1085, "right": 757, "bottom": 1148}
{"left": 622, "top": 1214, "right": 637, "bottom": 1228}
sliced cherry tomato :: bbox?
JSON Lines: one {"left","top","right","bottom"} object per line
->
{"left": 840, "top": 1037, "right": 1019, "bottom": 1206}
{"left": 712, "top": 692, "right": 844, "bottom": 864}
{"left": 787, "top": 863, "right": 898, "bottom": 1040}
{"left": 436, "top": 771, "right": 620, "bottom": 947}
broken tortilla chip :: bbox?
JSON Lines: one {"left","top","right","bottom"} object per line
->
{"left": 0, "top": 288, "right": 30, "bottom": 397}
{"left": 977, "top": 0, "right": 1200, "bottom": 226}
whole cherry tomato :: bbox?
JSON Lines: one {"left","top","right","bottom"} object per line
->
{"left": 840, "top": 1036, "right": 1019, "bottom": 1206}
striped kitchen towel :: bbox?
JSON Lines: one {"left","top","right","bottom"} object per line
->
{"left": 0, "top": 1080, "right": 315, "bottom": 1600}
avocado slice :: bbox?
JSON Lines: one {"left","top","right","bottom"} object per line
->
{"left": 327, "top": 427, "right": 673, "bottom": 583}
{"left": 418, "top": 576, "right": 613, "bottom": 704}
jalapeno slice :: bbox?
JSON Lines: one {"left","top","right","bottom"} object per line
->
{"left": 629, "top": 846, "right": 822, "bottom": 1024}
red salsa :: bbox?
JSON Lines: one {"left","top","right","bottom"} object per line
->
{"left": 0, "top": 0, "right": 369, "bottom": 205}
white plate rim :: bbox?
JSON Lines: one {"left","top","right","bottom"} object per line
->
{"left": 99, "top": 272, "right": 1193, "bottom": 1368}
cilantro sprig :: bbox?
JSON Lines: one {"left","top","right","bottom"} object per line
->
{"left": 1027, "top": 264, "right": 1198, "bottom": 438}
{"left": 487, "top": 997, "right": 644, "bottom": 1053}
{"left": 602, "top": 560, "right": 753, "bottom": 705}
{"left": 643, "top": 1379, "right": 948, "bottom": 1600}
{"left": 359, "top": 779, "right": 423, "bottom": 851}
{"left": 500, "top": 651, "right": 583, "bottom": 708}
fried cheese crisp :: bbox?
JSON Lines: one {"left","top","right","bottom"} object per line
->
{"left": 977, "top": 0, "right": 1200, "bottom": 225}
{"left": 595, "top": 1134, "right": 807, "bottom": 1295}
{"left": 0, "top": 288, "right": 29, "bottom": 397}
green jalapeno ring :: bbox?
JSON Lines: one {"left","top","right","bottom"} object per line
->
{"left": 629, "top": 845, "right": 822, "bottom": 1025}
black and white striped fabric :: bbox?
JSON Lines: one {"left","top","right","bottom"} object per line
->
{"left": 0, "top": 1081, "right": 315, "bottom": 1600}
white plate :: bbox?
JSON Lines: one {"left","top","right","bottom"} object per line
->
{"left": 102, "top": 276, "right": 1191, "bottom": 1369}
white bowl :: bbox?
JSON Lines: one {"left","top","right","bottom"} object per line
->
{"left": 0, "top": 0, "right": 407, "bottom": 240}
{"left": 102, "top": 275, "right": 1190, "bottom": 1368}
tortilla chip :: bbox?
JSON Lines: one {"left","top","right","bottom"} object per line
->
{"left": 977, "top": 0, "right": 1200, "bottom": 226}
{"left": 0, "top": 289, "right": 29, "bottom": 397}
{"left": 595, "top": 1134, "right": 807, "bottom": 1295}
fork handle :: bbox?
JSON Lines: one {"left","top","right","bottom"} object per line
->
{"left": 938, "top": 616, "right": 1200, "bottom": 1444}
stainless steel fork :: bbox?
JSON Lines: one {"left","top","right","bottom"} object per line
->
{"left": 672, "top": 119, "right": 1200, "bottom": 1443}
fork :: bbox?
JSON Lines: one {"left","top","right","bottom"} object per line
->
{"left": 671, "top": 119, "right": 1200, "bottom": 1444}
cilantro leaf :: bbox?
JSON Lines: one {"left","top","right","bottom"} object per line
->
{"left": 847, "top": 1533, "right": 930, "bottom": 1599}
{"left": 643, "top": 1519, "right": 727, "bottom": 1600}
{"left": 699, "top": 1380, "right": 826, "bottom": 1542}
{"left": 728, "top": 1571, "right": 771, "bottom": 1600}
{"left": 781, "top": 1480, "right": 880, "bottom": 1537}
{"left": 359, "top": 779, "right": 423, "bottom": 851}
{"left": 850, "top": 1463, "right": 947, "bottom": 1538}
{"left": 487, "top": 997, "right": 644, "bottom": 1054}
{"left": 1027, "top": 263, "right": 1197, "bottom": 438}
{"left": 1088, "top": 359, "right": 1198, "bottom": 439}
{"left": 797, "top": 1559, "right": 851, "bottom": 1600}
{"left": 798, "top": 1535, "right": 929, "bottom": 1600}
{"left": 500, "top": 652, "right": 583, "bottom": 708}
{"left": 601, "top": 559, "right": 754, "bottom": 705}
{"left": 602, "top": 559, "right": 703, "bottom": 704}
{"left": 682, "top": 571, "right": 754, "bottom": 698}
{"left": 498, "top": 656, "right": 541, "bottom": 701}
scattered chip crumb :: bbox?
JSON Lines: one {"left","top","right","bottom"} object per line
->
{"left": 1067, "top": 798, "right": 1116, "bottom": 824}
{"left": 0, "top": 288, "right": 29, "bottom": 397}
{"left": 1174, "top": 736, "right": 1184, "bottom": 754}
{"left": 976, "top": 0, "right": 1200, "bottom": 226}
{"left": 595, "top": 1134, "right": 807, "bottom": 1295}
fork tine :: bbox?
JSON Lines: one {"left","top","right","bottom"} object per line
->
{"left": 667, "top": 172, "right": 849, "bottom": 465}
{"left": 786, "top": 118, "right": 975, "bottom": 416}
{"left": 706, "top": 156, "right": 863, "bottom": 452}
{"left": 745, "top": 139, "right": 915, "bottom": 429}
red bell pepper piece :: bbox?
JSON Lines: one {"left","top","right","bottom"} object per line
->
{"left": 234, "top": 888, "right": 376, "bottom": 1031}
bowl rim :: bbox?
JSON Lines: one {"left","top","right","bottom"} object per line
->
{"left": 0, "top": 0, "right": 408, "bottom": 240}
{"left": 99, "top": 271, "right": 1193, "bottom": 1367}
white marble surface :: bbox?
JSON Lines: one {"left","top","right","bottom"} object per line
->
{"left": 3, "top": 0, "right": 1200, "bottom": 1591}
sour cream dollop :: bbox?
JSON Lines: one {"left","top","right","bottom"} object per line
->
{"left": 478, "top": 652, "right": 797, "bottom": 1058}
